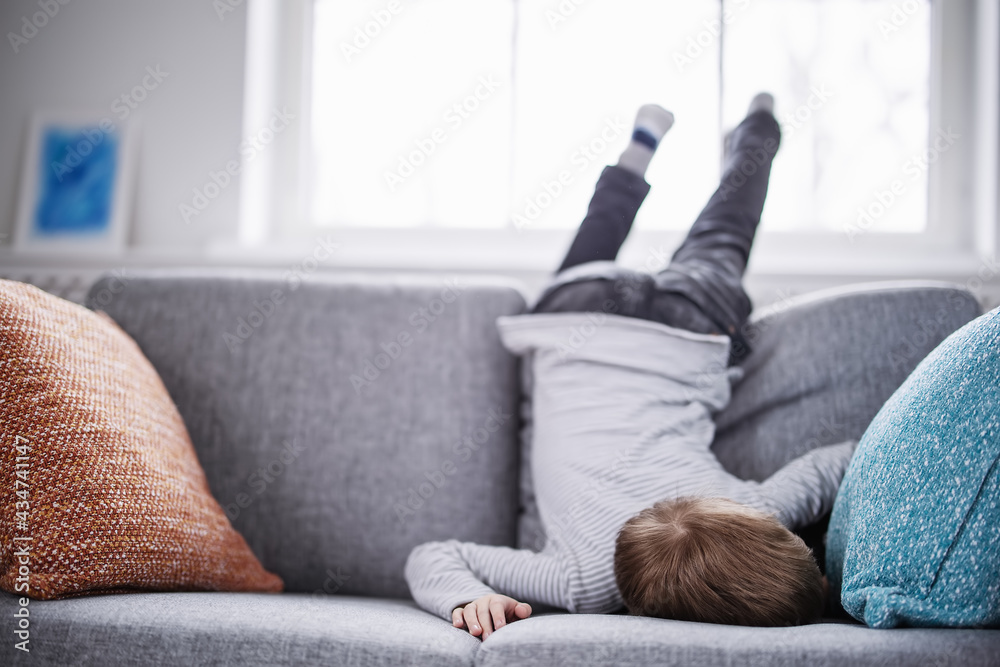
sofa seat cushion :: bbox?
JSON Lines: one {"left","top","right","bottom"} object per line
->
{"left": 0, "top": 592, "right": 479, "bottom": 666}
{"left": 476, "top": 613, "right": 1000, "bottom": 667}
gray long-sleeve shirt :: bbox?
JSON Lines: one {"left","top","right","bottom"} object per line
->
{"left": 405, "top": 312, "right": 855, "bottom": 620}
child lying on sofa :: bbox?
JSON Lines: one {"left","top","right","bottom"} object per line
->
{"left": 405, "top": 94, "right": 856, "bottom": 637}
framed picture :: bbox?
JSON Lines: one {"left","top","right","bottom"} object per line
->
{"left": 14, "top": 111, "right": 139, "bottom": 253}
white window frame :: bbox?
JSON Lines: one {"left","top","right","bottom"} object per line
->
{"left": 235, "top": 0, "right": 998, "bottom": 280}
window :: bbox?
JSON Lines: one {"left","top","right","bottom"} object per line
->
{"left": 309, "top": 0, "right": 514, "bottom": 230}
{"left": 307, "top": 0, "right": 929, "bottom": 236}
{"left": 722, "top": 0, "right": 930, "bottom": 236}
{"left": 244, "top": 0, "right": 996, "bottom": 274}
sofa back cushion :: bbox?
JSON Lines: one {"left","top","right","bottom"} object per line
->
{"left": 712, "top": 282, "right": 981, "bottom": 480}
{"left": 86, "top": 271, "right": 525, "bottom": 598}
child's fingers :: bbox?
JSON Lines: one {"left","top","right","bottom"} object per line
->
{"left": 514, "top": 602, "right": 532, "bottom": 619}
{"left": 463, "top": 603, "right": 483, "bottom": 637}
{"left": 476, "top": 601, "right": 494, "bottom": 638}
{"left": 452, "top": 607, "right": 466, "bottom": 628}
{"left": 489, "top": 599, "right": 507, "bottom": 630}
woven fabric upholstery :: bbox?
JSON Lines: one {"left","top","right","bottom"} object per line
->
{"left": 0, "top": 280, "right": 282, "bottom": 599}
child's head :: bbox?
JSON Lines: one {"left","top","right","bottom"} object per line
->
{"left": 613, "top": 497, "right": 825, "bottom": 626}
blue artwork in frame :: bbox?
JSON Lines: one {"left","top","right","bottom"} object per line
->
{"left": 35, "top": 125, "right": 119, "bottom": 237}
{"left": 15, "top": 112, "right": 137, "bottom": 252}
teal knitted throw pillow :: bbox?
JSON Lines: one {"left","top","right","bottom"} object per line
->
{"left": 826, "top": 306, "right": 1000, "bottom": 629}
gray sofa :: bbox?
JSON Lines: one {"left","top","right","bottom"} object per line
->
{"left": 3, "top": 270, "right": 1000, "bottom": 666}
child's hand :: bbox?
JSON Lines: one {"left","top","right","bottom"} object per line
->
{"left": 452, "top": 594, "right": 532, "bottom": 640}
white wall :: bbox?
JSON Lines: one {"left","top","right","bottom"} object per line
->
{"left": 0, "top": 0, "right": 247, "bottom": 249}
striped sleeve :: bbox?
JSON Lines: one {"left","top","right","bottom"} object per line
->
{"left": 404, "top": 540, "right": 573, "bottom": 620}
{"left": 755, "top": 440, "right": 857, "bottom": 529}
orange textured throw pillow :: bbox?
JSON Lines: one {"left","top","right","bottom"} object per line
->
{"left": 0, "top": 280, "right": 282, "bottom": 599}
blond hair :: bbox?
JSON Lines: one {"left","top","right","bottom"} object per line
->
{"left": 613, "top": 497, "right": 825, "bottom": 626}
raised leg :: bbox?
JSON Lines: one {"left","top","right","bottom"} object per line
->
{"left": 533, "top": 106, "right": 674, "bottom": 316}
{"left": 554, "top": 165, "right": 651, "bottom": 273}
{"left": 533, "top": 165, "right": 653, "bottom": 317}
{"left": 653, "top": 97, "right": 782, "bottom": 361}
{"left": 554, "top": 105, "right": 674, "bottom": 274}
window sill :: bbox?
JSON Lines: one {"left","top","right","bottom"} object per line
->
{"left": 0, "top": 228, "right": 985, "bottom": 277}
{"left": 1, "top": 227, "right": 995, "bottom": 311}
{"left": 252, "top": 226, "right": 984, "bottom": 277}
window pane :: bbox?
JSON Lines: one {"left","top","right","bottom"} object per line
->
{"left": 722, "top": 0, "right": 931, "bottom": 234}
{"left": 308, "top": 0, "right": 931, "bottom": 236}
{"left": 309, "top": 0, "right": 513, "bottom": 228}
{"left": 513, "top": 0, "right": 721, "bottom": 231}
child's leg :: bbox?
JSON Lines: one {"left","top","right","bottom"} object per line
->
{"left": 553, "top": 167, "right": 650, "bottom": 274}
{"left": 554, "top": 105, "right": 674, "bottom": 274}
{"left": 652, "top": 95, "right": 781, "bottom": 360}
{"left": 532, "top": 106, "right": 673, "bottom": 316}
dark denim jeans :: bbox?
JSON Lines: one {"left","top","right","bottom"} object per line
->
{"left": 533, "top": 110, "right": 782, "bottom": 364}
